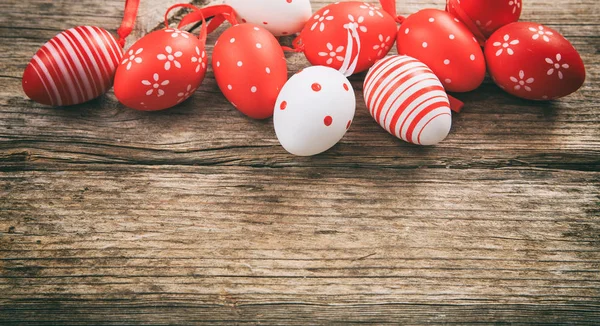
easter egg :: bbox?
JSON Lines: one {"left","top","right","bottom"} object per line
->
{"left": 446, "top": 0, "right": 522, "bottom": 42}
{"left": 485, "top": 22, "right": 586, "bottom": 100}
{"left": 224, "top": 0, "right": 312, "bottom": 36}
{"left": 363, "top": 55, "right": 452, "bottom": 145}
{"left": 113, "top": 28, "right": 208, "bottom": 111}
{"left": 213, "top": 24, "right": 287, "bottom": 119}
{"left": 274, "top": 66, "right": 355, "bottom": 156}
{"left": 22, "top": 26, "right": 122, "bottom": 106}
{"left": 396, "top": 9, "right": 485, "bottom": 92}
{"left": 296, "top": 1, "right": 397, "bottom": 76}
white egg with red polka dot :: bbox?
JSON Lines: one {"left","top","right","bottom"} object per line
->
{"left": 225, "top": 0, "right": 312, "bottom": 36}
{"left": 273, "top": 66, "right": 356, "bottom": 156}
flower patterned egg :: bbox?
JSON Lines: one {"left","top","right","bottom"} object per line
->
{"left": 363, "top": 55, "right": 452, "bottom": 145}
{"left": 446, "top": 0, "right": 522, "bottom": 42}
{"left": 113, "top": 28, "right": 208, "bottom": 111}
{"left": 485, "top": 22, "right": 586, "bottom": 100}
{"left": 396, "top": 9, "right": 485, "bottom": 92}
{"left": 22, "top": 26, "right": 122, "bottom": 106}
{"left": 213, "top": 24, "right": 287, "bottom": 119}
{"left": 274, "top": 66, "right": 356, "bottom": 156}
{"left": 224, "top": 0, "right": 312, "bottom": 36}
{"left": 296, "top": 1, "right": 397, "bottom": 76}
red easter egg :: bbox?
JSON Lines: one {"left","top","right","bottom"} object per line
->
{"left": 212, "top": 24, "right": 287, "bottom": 119}
{"left": 22, "top": 26, "right": 122, "bottom": 106}
{"left": 446, "top": 0, "right": 521, "bottom": 41}
{"left": 296, "top": 1, "right": 397, "bottom": 76}
{"left": 113, "top": 28, "right": 208, "bottom": 111}
{"left": 396, "top": 9, "right": 485, "bottom": 93}
{"left": 485, "top": 22, "right": 586, "bottom": 101}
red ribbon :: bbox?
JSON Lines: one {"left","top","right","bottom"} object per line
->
{"left": 379, "top": 0, "right": 396, "bottom": 18}
{"left": 164, "top": 3, "right": 211, "bottom": 44}
{"left": 447, "top": 95, "right": 463, "bottom": 113}
{"left": 446, "top": 0, "right": 486, "bottom": 46}
{"left": 176, "top": 4, "right": 239, "bottom": 35}
{"left": 116, "top": 0, "right": 141, "bottom": 48}
{"left": 282, "top": 35, "right": 304, "bottom": 53}
{"left": 379, "top": 0, "right": 404, "bottom": 23}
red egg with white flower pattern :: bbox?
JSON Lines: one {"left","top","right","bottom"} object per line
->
{"left": 113, "top": 28, "right": 208, "bottom": 111}
{"left": 22, "top": 26, "right": 122, "bottom": 106}
{"left": 446, "top": 0, "right": 522, "bottom": 42}
{"left": 485, "top": 22, "right": 586, "bottom": 100}
{"left": 213, "top": 24, "right": 287, "bottom": 119}
{"left": 296, "top": 1, "right": 397, "bottom": 76}
{"left": 396, "top": 9, "right": 485, "bottom": 92}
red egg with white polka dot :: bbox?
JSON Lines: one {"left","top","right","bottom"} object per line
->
{"left": 213, "top": 24, "right": 287, "bottom": 119}
{"left": 446, "top": 0, "right": 522, "bottom": 43}
{"left": 364, "top": 55, "right": 452, "bottom": 145}
{"left": 113, "top": 28, "right": 208, "bottom": 111}
{"left": 396, "top": 9, "right": 485, "bottom": 92}
{"left": 274, "top": 66, "right": 356, "bottom": 156}
{"left": 224, "top": 0, "right": 312, "bottom": 36}
{"left": 296, "top": 1, "right": 398, "bottom": 76}
{"left": 485, "top": 22, "right": 586, "bottom": 100}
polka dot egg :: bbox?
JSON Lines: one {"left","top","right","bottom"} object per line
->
{"left": 274, "top": 66, "right": 356, "bottom": 156}
{"left": 447, "top": 0, "right": 522, "bottom": 42}
{"left": 213, "top": 24, "right": 287, "bottom": 119}
{"left": 224, "top": 0, "right": 312, "bottom": 36}
{"left": 396, "top": 9, "right": 486, "bottom": 92}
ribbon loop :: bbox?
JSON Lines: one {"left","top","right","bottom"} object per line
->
{"left": 163, "top": 3, "right": 215, "bottom": 44}
{"left": 282, "top": 35, "right": 305, "bottom": 53}
{"left": 177, "top": 5, "right": 239, "bottom": 34}
{"left": 116, "top": 0, "right": 141, "bottom": 48}
{"left": 446, "top": 0, "right": 486, "bottom": 46}
{"left": 379, "top": 0, "right": 397, "bottom": 18}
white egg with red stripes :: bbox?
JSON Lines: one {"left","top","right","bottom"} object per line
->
{"left": 274, "top": 66, "right": 355, "bottom": 156}
{"left": 22, "top": 26, "right": 123, "bottom": 106}
{"left": 363, "top": 55, "right": 452, "bottom": 145}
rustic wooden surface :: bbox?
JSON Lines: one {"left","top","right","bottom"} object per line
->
{"left": 1, "top": 0, "right": 599, "bottom": 324}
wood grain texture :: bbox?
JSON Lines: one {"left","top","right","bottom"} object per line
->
{"left": 1, "top": 0, "right": 599, "bottom": 324}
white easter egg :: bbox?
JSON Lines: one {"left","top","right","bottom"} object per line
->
{"left": 363, "top": 55, "right": 452, "bottom": 145}
{"left": 274, "top": 66, "right": 355, "bottom": 156}
{"left": 224, "top": 0, "right": 312, "bottom": 36}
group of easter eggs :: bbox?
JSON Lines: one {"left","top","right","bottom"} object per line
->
{"left": 22, "top": 0, "right": 586, "bottom": 156}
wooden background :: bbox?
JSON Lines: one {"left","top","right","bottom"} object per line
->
{"left": 1, "top": 0, "right": 599, "bottom": 324}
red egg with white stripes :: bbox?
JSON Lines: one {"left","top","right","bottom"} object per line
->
{"left": 213, "top": 24, "right": 287, "bottom": 119}
{"left": 446, "top": 0, "right": 522, "bottom": 42}
{"left": 364, "top": 55, "right": 452, "bottom": 145}
{"left": 113, "top": 28, "right": 208, "bottom": 111}
{"left": 224, "top": 0, "right": 312, "bottom": 36}
{"left": 485, "top": 22, "right": 586, "bottom": 100}
{"left": 296, "top": 1, "right": 397, "bottom": 76}
{"left": 396, "top": 9, "right": 485, "bottom": 92}
{"left": 22, "top": 26, "right": 122, "bottom": 106}
{"left": 274, "top": 66, "right": 356, "bottom": 156}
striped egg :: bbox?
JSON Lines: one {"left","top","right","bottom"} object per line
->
{"left": 22, "top": 26, "right": 122, "bottom": 106}
{"left": 363, "top": 55, "right": 452, "bottom": 145}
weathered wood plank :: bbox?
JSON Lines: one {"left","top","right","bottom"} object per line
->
{"left": 0, "top": 0, "right": 599, "bottom": 324}
{"left": 1, "top": 166, "right": 599, "bottom": 323}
